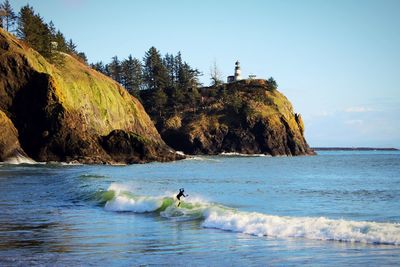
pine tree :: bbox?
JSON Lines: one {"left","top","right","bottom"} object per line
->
{"left": 66, "top": 38, "right": 77, "bottom": 53}
{"left": 17, "top": 5, "right": 52, "bottom": 59}
{"left": 91, "top": 61, "right": 106, "bottom": 74}
{"left": 1, "top": 0, "right": 16, "bottom": 32}
{"left": 153, "top": 88, "right": 168, "bottom": 117}
{"left": 108, "top": 56, "right": 122, "bottom": 84}
{"left": 163, "top": 53, "right": 176, "bottom": 88}
{"left": 46, "top": 21, "right": 65, "bottom": 65}
{"left": 121, "top": 55, "right": 143, "bottom": 98}
{"left": 143, "top": 46, "right": 168, "bottom": 91}
{"left": 77, "top": 52, "right": 87, "bottom": 63}
{"left": 54, "top": 30, "right": 68, "bottom": 52}
{"left": 174, "top": 52, "right": 183, "bottom": 84}
{"left": 267, "top": 77, "right": 278, "bottom": 91}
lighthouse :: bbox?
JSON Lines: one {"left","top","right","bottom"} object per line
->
{"left": 227, "top": 60, "right": 242, "bottom": 83}
{"left": 234, "top": 61, "right": 241, "bottom": 81}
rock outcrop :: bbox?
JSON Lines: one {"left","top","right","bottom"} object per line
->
{"left": 0, "top": 28, "right": 182, "bottom": 164}
{"left": 146, "top": 79, "right": 314, "bottom": 156}
{"left": 0, "top": 110, "right": 27, "bottom": 160}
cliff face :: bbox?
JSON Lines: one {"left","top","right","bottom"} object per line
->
{"left": 0, "top": 29, "right": 182, "bottom": 163}
{"left": 149, "top": 79, "right": 314, "bottom": 156}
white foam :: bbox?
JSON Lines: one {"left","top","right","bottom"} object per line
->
{"left": 184, "top": 156, "right": 220, "bottom": 162}
{"left": 202, "top": 210, "right": 400, "bottom": 245}
{"left": 60, "top": 161, "right": 84, "bottom": 166}
{"left": 105, "top": 195, "right": 163, "bottom": 212}
{"left": 3, "top": 152, "right": 37, "bottom": 164}
{"left": 220, "top": 152, "right": 268, "bottom": 157}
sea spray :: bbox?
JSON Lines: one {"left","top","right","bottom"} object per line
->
{"left": 3, "top": 152, "right": 37, "bottom": 164}
{"left": 105, "top": 195, "right": 164, "bottom": 212}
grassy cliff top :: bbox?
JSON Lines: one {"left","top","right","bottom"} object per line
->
{"left": 199, "top": 79, "right": 299, "bottom": 123}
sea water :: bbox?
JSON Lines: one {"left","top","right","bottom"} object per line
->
{"left": 0, "top": 151, "right": 399, "bottom": 266}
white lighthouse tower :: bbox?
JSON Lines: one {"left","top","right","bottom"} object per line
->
{"left": 234, "top": 60, "right": 241, "bottom": 81}
{"left": 227, "top": 60, "right": 242, "bottom": 83}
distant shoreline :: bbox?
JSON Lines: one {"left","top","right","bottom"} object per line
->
{"left": 313, "top": 147, "right": 399, "bottom": 151}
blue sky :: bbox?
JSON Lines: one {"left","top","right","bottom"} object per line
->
{"left": 10, "top": 0, "right": 400, "bottom": 147}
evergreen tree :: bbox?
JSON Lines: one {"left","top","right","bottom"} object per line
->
{"left": 108, "top": 56, "right": 122, "bottom": 84}
{"left": 77, "top": 52, "right": 87, "bottom": 63}
{"left": 178, "top": 62, "right": 201, "bottom": 111}
{"left": 153, "top": 88, "right": 168, "bottom": 117}
{"left": 66, "top": 38, "right": 77, "bottom": 53}
{"left": 17, "top": 5, "right": 52, "bottom": 59}
{"left": 1, "top": 0, "right": 16, "bottom": 32}
{"left": 143, "top": 46, "right": 168, "bottom": 91}
{"left": 174, "top": 52, "right": 183, "bottom": 84}
{"left": 91, "top": 61, "right": 106, "bottom": 74}
{"left": 167, "top": 52, "right": 184, "bottom": 109}
{"left": 143, "top": 47, "right": 169, "bottom": 116}
{"left": 54, "top": 30, "right": 68, "bottom": 52}
{"left": 46, "top": 21, "right": 65, "bottom": 65}
{"left": 267, "top": 77, "right": 278, "bottom": 91}
{"left": 121, "top": 55, "right": 143, "bottom": 98}
{"left": 163, "top": 53, "right": 176, "bottom": 88}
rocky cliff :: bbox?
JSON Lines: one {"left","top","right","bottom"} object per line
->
{"left": 0, "top": 28, "right": 182, "bottom": 163}
{"left": 147, "top": 79, "right": 314, "bottom": 156}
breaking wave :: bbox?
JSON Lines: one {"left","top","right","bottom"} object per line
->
{"left": 203, "top": 210, "right": 400, "bottom": 245}
{"left": 101, "top": 183, "right": 400, "bottom": 245}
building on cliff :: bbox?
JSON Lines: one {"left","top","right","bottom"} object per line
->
{"left": 227, "top": 61, "right": 242, "bottom": 83}
{"left": 227, "top": 61, "right": 260, "bottom": 83}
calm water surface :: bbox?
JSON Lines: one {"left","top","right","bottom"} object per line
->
{"left": 0, "top": 151, "right": 399, "bottom": 266}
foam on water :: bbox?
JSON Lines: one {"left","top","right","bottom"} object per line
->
{"left": 220, "top": 152, "right": 268, "bottom": 157}
{"left": 3, "top": 152, "right": 37, "bottom": 164}
{"left": 103, "top": 184, "right": 400, "bottom": 245}
{"left": 105, "top": 195, "right": 164, "bottom": 212}
{"left": 202, "top": 210, "right": 400, "bottom": 245}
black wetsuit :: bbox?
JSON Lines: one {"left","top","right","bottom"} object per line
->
{"left": 176, "top": 189, "right": 186, "bottom": 206}
{"left": 176, "top": 190, "right": 185, "bottom": 201}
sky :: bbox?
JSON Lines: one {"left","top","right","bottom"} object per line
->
{"left": 9, "top": 0, "right": 400, "bottom": 148}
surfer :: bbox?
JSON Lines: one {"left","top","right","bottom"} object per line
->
{"left": 176, "top": 188, "right": 188, "bottom": 207}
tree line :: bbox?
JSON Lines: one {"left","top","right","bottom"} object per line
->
{"left": 91, "top": 48, "right": 202, "bottom": 117}
{"left": 0, "top": 1, "right": 87, "bottom": 64}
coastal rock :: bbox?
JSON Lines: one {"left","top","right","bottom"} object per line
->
{"left": 0, "top": 29, "right": 182, "bottom": 164}
{"left": 0, "top": 110, "right": 27, "bottom": 161}
{"left": 146, "top": 80, "right": 314, "bottom": 156}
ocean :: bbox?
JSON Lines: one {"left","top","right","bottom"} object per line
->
{"left": 0, "top": 151, "right": 399, "bottom": 266}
